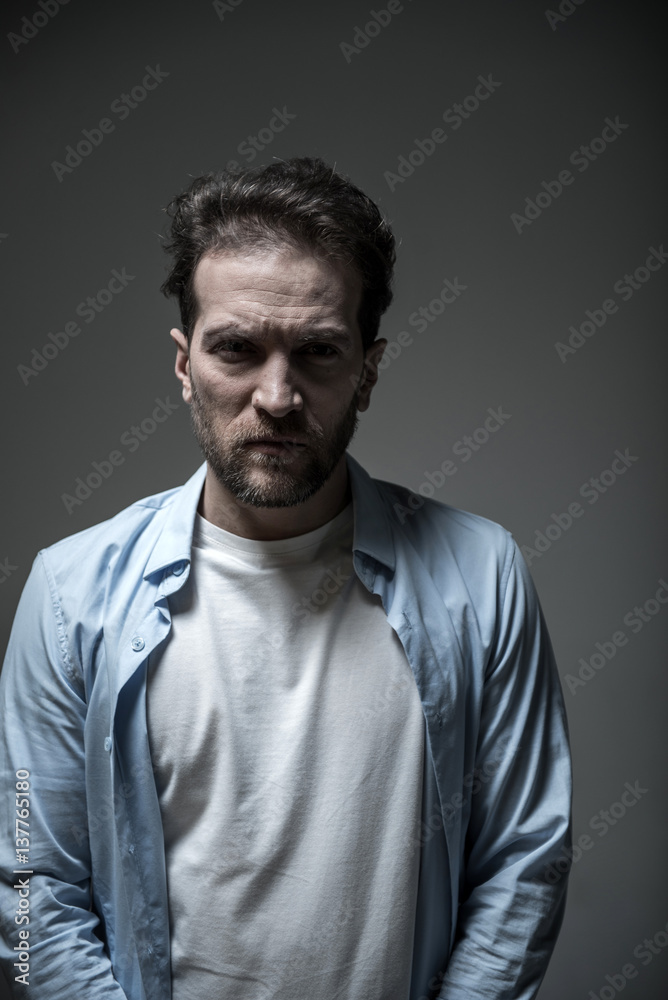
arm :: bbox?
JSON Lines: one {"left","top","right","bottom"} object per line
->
{"left": 440, "top": 540, "right": 572, "bottom": 999}
{"left": 0, "top": 555, "right": 129, "bottom": 998}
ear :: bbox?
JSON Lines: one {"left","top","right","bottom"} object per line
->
{"left": 356, "top": 339, "right": 387, "bottom": 413}
{"left": 170, "top": 328, "right": 192, "bottom": 404}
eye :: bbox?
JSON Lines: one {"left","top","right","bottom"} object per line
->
{"left": 215, "top": 340, "right": 250, "bottom": 354}
{"left": 303, "top": 343, "right": 338, "bottom": 358}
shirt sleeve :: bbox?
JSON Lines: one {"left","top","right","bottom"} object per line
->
{"left": 439, "top": 538, "right": 573, "bottom": 999}
{"left": 0, "top": 554, "right": 129, "bottom": 999}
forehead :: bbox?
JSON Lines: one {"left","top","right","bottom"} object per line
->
{"left": 190, "top": 248, "right": 362, "bottom": 340}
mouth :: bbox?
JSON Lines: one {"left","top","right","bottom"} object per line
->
{"left": 244, "top": 438, "right": 307, "bottom": 455}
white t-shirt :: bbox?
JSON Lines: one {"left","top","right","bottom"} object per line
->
{"left": 146, "top": 502, "right": 425, "bottom": 1000}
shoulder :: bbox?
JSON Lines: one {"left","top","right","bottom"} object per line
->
{"left": 348, "top": 454, "right": 513, "bottom": 571}
{"left": 37, "top": 477, "right": 189, "bottom": 595}
{"left": 366, "top": 475, "right": 545, "bottom": 660}
{"left": 374, "top": 474, "right": 515, "bottom": 566}
{"left": 360, "top": 472, "right": 527, "bottom": 628}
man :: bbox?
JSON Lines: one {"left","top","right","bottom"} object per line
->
{"left": 0, "top": 157, "right": 572, "bottom": 999}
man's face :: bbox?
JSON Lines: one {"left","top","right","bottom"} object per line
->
{"left": 171, "top": 246, "right": 385, "bottom": 508}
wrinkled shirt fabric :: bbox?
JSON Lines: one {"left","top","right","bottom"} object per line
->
{"left": 0, "top": 455, "right": 572, "bottom": 999}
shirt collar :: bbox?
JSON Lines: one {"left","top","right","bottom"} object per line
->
{"left": 346, "top": 452, "right": 396, "bottom": 571}
{"left": 144, "top": 453, "right": 396, "bottom": 581}
{"left": 143, "top": 462, "right": 207, "bottom": 580}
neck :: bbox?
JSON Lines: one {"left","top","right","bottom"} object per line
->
{"left": 199, "top": 456, "right": 351, "bottom": 540}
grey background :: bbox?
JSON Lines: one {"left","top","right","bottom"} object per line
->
{"left": 1, "top": 0, "right": 666, "bottom": 996}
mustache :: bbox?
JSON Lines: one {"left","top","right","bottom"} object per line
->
{"left": 233, "top": 419, "right": 324, "bottom": 446}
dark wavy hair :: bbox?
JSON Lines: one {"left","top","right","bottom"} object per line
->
{"left": 160, "top": 157, "right": 396, "bottom": 350}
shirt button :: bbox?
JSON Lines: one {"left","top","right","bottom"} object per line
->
{"left": 131, "top": 636, "right": 145, "bottom": 651}
{"left": 104, "top": 737, "right": 112, "bottom": 752}
{"left": 128, "top": 843, "right": 135, "bottom": 854}
{"left": 172, "top": 562, "right": 185, "bottom": 576}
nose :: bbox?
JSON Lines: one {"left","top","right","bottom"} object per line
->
{"left": 251, "top": 352, "right": 303, "bottom": 418}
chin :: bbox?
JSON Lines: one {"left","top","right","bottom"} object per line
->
{"left": 218, "top": 460, "right": 335, "bottom": 509}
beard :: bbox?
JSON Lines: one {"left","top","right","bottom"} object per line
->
{"left": 188, "top": 377, "right": 360, "bottom": 508}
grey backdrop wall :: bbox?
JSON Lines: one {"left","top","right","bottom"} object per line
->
{"left": 1, "top": 0, "right": 666, "bottom": 997}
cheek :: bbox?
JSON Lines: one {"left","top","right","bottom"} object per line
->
{"left": 307, "top": 385, "right": 345, "bottom": 416}
{"left": 195, "top": 368, "right": 243, "bottom": 408}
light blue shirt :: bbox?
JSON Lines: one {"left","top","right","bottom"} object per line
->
{"left": 0, "top": 455, "right": 572, "bottom": 999}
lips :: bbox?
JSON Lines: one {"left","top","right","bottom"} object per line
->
{"left": 244, "top": 438, "right": 307, "bottom": 454}
{"left": 246, "top": 437, "right": 306, "bottom": 447}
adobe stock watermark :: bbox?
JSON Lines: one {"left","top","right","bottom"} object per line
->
{"left": 8, "top": 0, "right": 70, "bottom": 54}
{"left": 352, "top": 275, "right": 468, "bottom": 378}
{"left": 565, "top": 578, "right": 668, "bottom": 695}
{"left": 70, "top": 757, "right": 161, "bottom": 848}
{"left": 219, "top": 106, "right": 297, "bottom": 168}
{"left": 534, "top": 779, "right": 648, "bottom": 887}
{"left": 252, "top": 561, "right": 353, "bottom": 666}
{"left": 416, "top": 971, "right": 446, "bottom": 1000}
{"left": 510, "top": 116, "right": 629, "bottom": 234}
{"left": 346, "top": 666, "right": 415, "bottom": 735}
{"left": 545, "top": 0, "right": 586, "bottom": 31}
{"left": 588, "top": 915, "right": 668, "bottom": 1000}
{"left": 51, "top": 66, "right": 169, "bottom": 182}
{"left": 403, "top": 737, "right": 521, "bottom": 857}
{"left": 383, "top": 73, "right": 502, "bottom": 192}
{"left": 60, "top": 396, "right": 180, "bottom": 514}
{"left": 0, "top": 558, "right": 18, "bottom": 585}
{"left": 282, "top": 899, "right": 355, "bottom": 982}
{"left": 213, "top": 0, "right": 244, "bottom": 19}
{"left": 340, "top": 0, "right": 414, "bottom": 62}
{"left": 17, "top": 267, "right": 136, "bottom": 385}
{"left": 393, "top": 406, "right": 512, "bottom": 525}
{"left": 519, "top": 447, "right": 638, "bottom": 566}
{"left": 555, "top": 244, "right": 667, "bottom": 362}
{"left": 291, "top": 565, "right": 352, "bottom": 620}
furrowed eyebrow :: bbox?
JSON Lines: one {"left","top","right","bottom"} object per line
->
{"left": 295, "top": 330, "right": 353, "bottom": 346}
{"left": 200, "top": 326, "right": 354, "bottom": 348}
{"left": 200, "top": 325, "right": 251, "bottom": 347}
